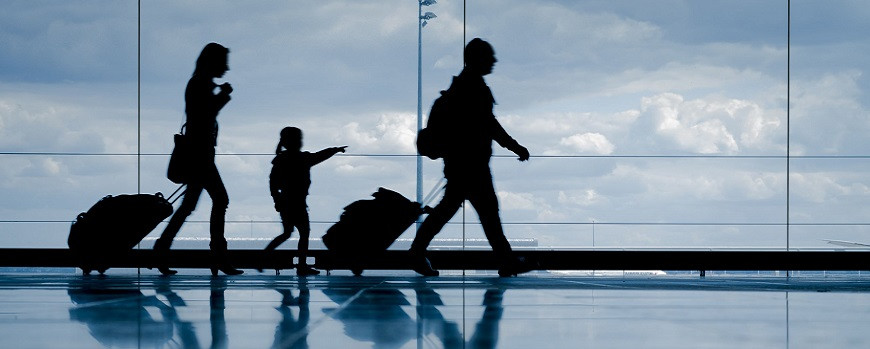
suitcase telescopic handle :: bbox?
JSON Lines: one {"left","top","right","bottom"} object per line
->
{"left": 421, "top": 177, "right": 447, "bottom": 207}
{"left": 167, "top": 184, "right": 187, "bottom": 204}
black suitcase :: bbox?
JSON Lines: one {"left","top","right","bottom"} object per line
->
{"left": 322, "top": 187, "right": 428, "bottom": 275}
{"left": 68, "top": 188, "right": 181, "bottom": 275}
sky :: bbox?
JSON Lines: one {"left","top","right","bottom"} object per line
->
{"left": 1, "top": 0, "right": 869, "bottom": 250}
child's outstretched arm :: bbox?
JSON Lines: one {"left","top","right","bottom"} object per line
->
{"left": 309, "top": 146, "right": 347, "bottom": 166}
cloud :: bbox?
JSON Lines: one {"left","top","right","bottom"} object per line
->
{"left": 336, "top": 112, "right": 417, "bottom": 154}
{"left": 0, "top": 89, "right": 134, "bottom": 153}
{"left": 496, "top": 191, "right": 564, "bottom": 220}
{"left": 1, "top": 1, "right": 868, "bottom": 250}
{"left": 559, "top": 132, "right": 615, "bottom": 154}
{"left": 633, "top": 92, "right": 782, "bottom": 154}
{"left": 558, "top": 189, "right": 603, "bottom": 207}
{"left": 789, "top": 71, "right": 870, "bottom": 155}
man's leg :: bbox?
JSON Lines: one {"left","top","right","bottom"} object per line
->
{"left": 410, "top": 183, "right": 464, "bottom": 254}
{"left": 409, "top": 181, "right": 464, "bottom": 276}
{"left": 468, "top": 179, "right": 534, "bottom": 276}
{"left": 466, "top": 179, "right": 512, "bottom": 259}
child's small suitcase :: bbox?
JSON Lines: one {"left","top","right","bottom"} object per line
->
{"left": 68, "top": 187, "right": 182, "bottom": 275}
{"left": 322, "top": 187, "right": 429, "bottom": 275}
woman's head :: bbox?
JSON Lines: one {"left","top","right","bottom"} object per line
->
{"left": 194, "top": 42, "right": 230, "bottom": 78}
{"left": 277, "top": 127, "right": 303, "bottom": 154}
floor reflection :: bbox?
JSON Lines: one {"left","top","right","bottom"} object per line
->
{"left": 271, "top": 280, "right": 311, "bottom": 349}
{"left": 68, "top": 278, "right": 175, "bottom": 348}
{"left": 322, "top": 281, "right": 504, "bottom": 349}
{"left": 65, "top": 277, "right": 506, "bottom": 349}
{"left": 41, "top": 275, "right": 870, "bottom": 348}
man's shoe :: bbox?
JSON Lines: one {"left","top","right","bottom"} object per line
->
{"left": 296, "top": 265, "right": 320, "bottom": 277}
{"left": 411, "top": 256, "right": 439, "bottom": 277}
{"left": 498, "top": 257, "right": 537, "bottom": 277}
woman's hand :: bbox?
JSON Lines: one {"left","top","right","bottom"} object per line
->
{"left": 219, "top": 83, "right": 233, "bottom": 95}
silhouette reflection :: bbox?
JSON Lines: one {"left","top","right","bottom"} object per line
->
{"left": 67, "top": 279, "right": 175, "bottom": 348}
{"left": 67, "top": 278, "right": 230, "bottom": 349}
{"left": 66, "top": 278, "right": 504, "bottom": 349}
{"left": 271, "top": 279, "right": 312, "bottom": 349}
{"left": 323, "top": 281, "right": 505, "bottom": 349}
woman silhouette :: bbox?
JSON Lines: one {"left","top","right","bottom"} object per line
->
{"left": 154, "top": 42, "right": 242, "bottom": 276}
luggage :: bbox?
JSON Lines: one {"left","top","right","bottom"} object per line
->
{"left": 68, "top": 186, "right": 183, "bottom": 275}
{"left": 322, "top": 187, "right": 430, "bottom": 275}
{"left": 416, "top": 89, "right": 455, "bottom": 160}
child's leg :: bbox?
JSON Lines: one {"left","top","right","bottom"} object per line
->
{"left": 294, "top": 209, "right": 319, "bottom": 276}
{"left": 296, "top": 209, "right": 312, "bottom": 265}
{"left": 265, "top": 211, "right": 296, "bottom": 251}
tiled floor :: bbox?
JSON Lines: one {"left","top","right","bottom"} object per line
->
{"left": 0, "top": 273, "right": 869, "bottom": 348}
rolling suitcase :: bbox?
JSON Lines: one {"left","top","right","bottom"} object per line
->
{"left": 68, "top": 186, "right": 184, "bottom": 275}
{"left": 322, "top": 185, "right": 440, "bottom": 275}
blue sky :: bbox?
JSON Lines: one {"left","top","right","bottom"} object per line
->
{"left": 1, "top": 1, "right": 869, "bottom": 249}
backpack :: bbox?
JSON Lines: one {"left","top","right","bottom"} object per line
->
{"left": 416, "top": 89, "right": 453, "bottom": 160}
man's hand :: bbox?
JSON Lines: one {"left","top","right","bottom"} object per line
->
{"left": 333, "top": 146, "right": 348, "bottom": 153}
{"left": 513, "top": 144, "right": 530, "bottom": 161}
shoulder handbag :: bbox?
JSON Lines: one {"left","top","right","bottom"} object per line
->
{"left": 167, "top": 125, "right": 190, "bottom": 184}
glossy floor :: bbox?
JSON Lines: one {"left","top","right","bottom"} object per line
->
{"left": 1, "top": 273, "right": 869, "bottom": 348}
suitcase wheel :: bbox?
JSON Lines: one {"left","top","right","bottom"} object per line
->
{"left": 81, "top": 268, "right": 92, "bottom": 276}
{"left": 351, "top": 268, "right": 363, "bottom": 277}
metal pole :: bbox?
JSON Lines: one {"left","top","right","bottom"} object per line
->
{"left": 416, "top": 0, "right": 423, "bottom": 230}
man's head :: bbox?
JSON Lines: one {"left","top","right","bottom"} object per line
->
{"left": 280, "top": 127, "right": 303, "bottom": 151}
{"left": 464, "top": 38, "right": 497, "bottom": 76}
{"left": 195, "top": 42, "right": 230, "bottom": 78}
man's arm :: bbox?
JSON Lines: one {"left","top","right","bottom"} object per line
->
{"left": 491, "top": 118, "right": 530, "bottom": 161}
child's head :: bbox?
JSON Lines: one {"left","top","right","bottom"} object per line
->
{"left": 277, "top": 127, "right": 303, "bottom": 154}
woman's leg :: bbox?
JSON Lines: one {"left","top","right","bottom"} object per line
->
{"left": 202, "top": 164, "right": 229, "bottom": 252}
{"left": 152, "top": 184, "right": 203, "bottom": 275}
{"left": 201, "top": 164, "right": 241, "bottom": 275}
{"left": 155, "top": 184, "right": 203, "bottom": 251}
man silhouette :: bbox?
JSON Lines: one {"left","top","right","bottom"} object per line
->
{"left": 411, "top": 38, "right": 532, "bottom": 277}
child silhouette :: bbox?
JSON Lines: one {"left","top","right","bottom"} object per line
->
{"left": 265, "top": 127, "right": 347, "bottom": 276}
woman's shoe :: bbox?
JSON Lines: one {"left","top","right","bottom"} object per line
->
{"left": 158, "top": 267, "right": 178, "bottom": 276}
{"left": 211, "top": 266, "right": 244, "bottom": 276}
